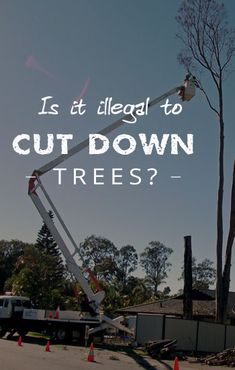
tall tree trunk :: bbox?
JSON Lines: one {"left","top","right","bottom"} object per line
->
{"left": 183, "top": 236, "right": 193, "bottom": 319}
{"left": 154, "top": 278, "right": 159, "bottom": 298}
{"left": 216, "top": 84, "right": 224, "bottom": 323}
{"left": 222, "top": 161, "right": 235, "bottom": 322}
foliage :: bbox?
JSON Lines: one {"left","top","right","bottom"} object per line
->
{"left": 192, "top": 258, "right": 216, "bottom": 290}
{"left": 176, "top": 0, "right": 235, "bottom": 79}
{"left": 140, "top": 241, "right": 173, "bottom": 297}
{"left": 125, "top": 276, "right": 153, "bottom": 306}
{"left": 0, "top": 234, "right": 174, "bottom": 313}
{"left": 103, "top": 276, "right": 153, "bottom": 311}
{"left": 5, "top": 245, "right": 66, "bottom": 308}
{"left": 101, "top": 282, "right": 123, "bottom": 315}
{"left": 179, "top": 257, "right": 216, "bottom": 290}
{"left": 35, "top": 210, "right": 65, "bottom": 280}
{"left": 79, "top": 235, "right": 118, "bottom": 281}
{"left": 116, "top": 245, "right": 138, "bottom": 292}
{"left": 36, "top": 211, "right": 60, "bottom": 257}
{"left": 3, "top": 213, "right": 69, "bottom": 308}
{"left": 0, "top": 240, "right": 28, "bottom": 293}
{"left": 157, "top": 286, "right": 171, "bottom": 299}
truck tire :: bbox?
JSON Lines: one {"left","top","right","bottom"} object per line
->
{"left": 0, "top": 324, "right": 7, "bottom": 338}
{"left": 56, "top": 327, "right": 67, "bottom": 342}
{"left": 48, "top": 325, "right": 72, "bottom": 344}
{"left": 56, "top": 327, "right": 72, "bottom": 343}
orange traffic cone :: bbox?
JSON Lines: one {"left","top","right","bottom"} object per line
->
{"left": 17, "top": 336, "right": 22, "bottom": 347}
{"left": 87, "top": 342, "right": 94, "bottom": 362}
{"left": 55, "top": 306, "right": 60, "bottom": 319}
{"left": 173, "top": 356, "right": 179, "bottom": 370}
{"left": 49, "top": 311, "right": 53, "bottom": 319}
{"left": 45, "top": 340, "right": 51, "bottom": 352}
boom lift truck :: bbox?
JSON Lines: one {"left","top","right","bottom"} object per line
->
{"left": 0, "top": 75, "right": 196, "bottom": 344}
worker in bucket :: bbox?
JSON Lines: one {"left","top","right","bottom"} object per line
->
{"left": 178, "top": 73, "right": 197, "bottom": 101}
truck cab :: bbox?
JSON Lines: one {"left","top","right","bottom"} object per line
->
{"left": 0, "top": 295, "right": 32, "bottom": 338}
{"left": 0, "top": 296, "right": 31, "bottom": 320}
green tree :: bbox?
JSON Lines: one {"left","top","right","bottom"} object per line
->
{"left": 5, "top": 245, "right": 66, "bottom": 308}
{"left": 193, "top": 258, "right": 216, "bottom": 290}
{"left": 179, "top": 257, "right": 216, "bottom": 290}
{"left": 0, "top": 240, "right": 27, "bottom": 293}
{"left": 79, "top": 235, "right": 118, "bottom": 281}
{"left": 36, "top": 210, "right": 64, "bottom": 280}
{"left": 124, "top": 276, "right": 153, "bottom": 306}
{"left": 116, "top": 245, "right": 138, "bottom": 292}
{"left": 36, "top": 210, "right": 60, "bottom": 257}
{"left": 140, "top": 241, "right": 173, "bottom": 297}
{"left": 176, "top": 0, "right": 235, "bottom": 323}
{"left": 157, "top": 286, "right": 171, "bottom": 300}
{"left": 101, "top": 282, "right": 123, "bottom": 314}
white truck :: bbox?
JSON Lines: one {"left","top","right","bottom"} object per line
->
{"left": 1, "top": 76, "right": 196, "bottom": 344}
{"left": 0, "top": 295, "right": 106, "bottom": 344}
{"left": 0, "top": 296, "right": 31, "bottom": 338}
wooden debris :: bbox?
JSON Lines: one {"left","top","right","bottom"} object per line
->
{"left": 145, "top": 339, "right": 177, "bottom": 359}
{"left": 203, "top": 348, "right": 235, "bottom": 367}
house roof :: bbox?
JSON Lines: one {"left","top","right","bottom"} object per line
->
{"left": 175, "top": 289, "right": 214, "bottom": 301}
{"left": 201, "top": 289, "right": 235, "bottom": 307}
{"left": 117, "top": 289, "right": 235, "bottom": 319}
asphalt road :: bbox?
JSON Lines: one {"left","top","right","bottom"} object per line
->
{"left": 0, "top": 338, "right": 230, "bottom": 370}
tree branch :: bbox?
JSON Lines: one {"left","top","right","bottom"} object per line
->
{"left": 197, "top": 81, "right": 219, "bottom": 116}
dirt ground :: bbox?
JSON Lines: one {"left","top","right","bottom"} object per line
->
{"left": 0, "top": 338, "right": 230, "bottom": 370}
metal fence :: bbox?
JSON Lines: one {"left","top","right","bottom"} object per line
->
{"left": 136, "top": 314, "right": 235, "bottom": 352}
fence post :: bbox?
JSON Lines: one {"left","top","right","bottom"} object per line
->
{"left": 224, "top": 325, "right": 227, "bottom": 350}
{"left": 162, "top": 315, "right": 166, "bottom": 340}
{"left": 183, "top": 235, "right": 193, "bottom": 319}
{"left": 195, "top": 320, "right": 199, "bottom": 352}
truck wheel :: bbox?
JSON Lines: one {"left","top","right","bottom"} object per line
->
{"left": 0, "top": 324, "right": 7, "bottom": 338}
{"left": 56, "top": 327, "right": 72, "bottom": 343}
{"left": 56, "top": 327, "right": 67, "bottom": 342}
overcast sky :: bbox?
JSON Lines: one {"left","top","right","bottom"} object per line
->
{"left": 0, "top": 0, "right": 234, "bottom": 293}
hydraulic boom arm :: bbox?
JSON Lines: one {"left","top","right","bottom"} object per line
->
{"left": 28, "top": 77, "right": 195, "bottom": 325}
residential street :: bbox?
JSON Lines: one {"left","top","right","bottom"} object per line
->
{"left": 0, "top": 338, "right": 231, "bottom": 370}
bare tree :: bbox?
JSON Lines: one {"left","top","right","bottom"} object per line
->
{"left": 176, "top": 0, "right": 235, "bottom": 323}
{"left": 223, "top": 161, "right": 235, "bottom": 319}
